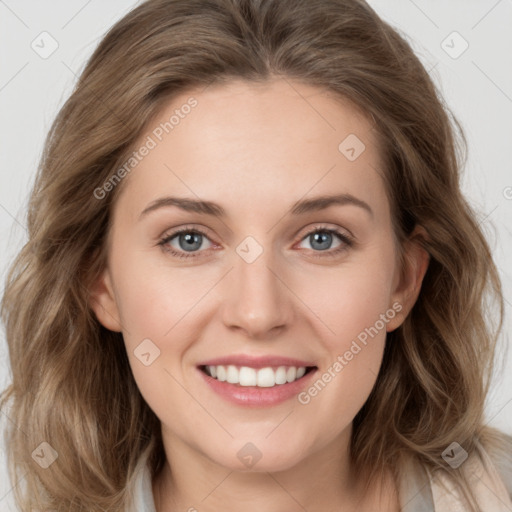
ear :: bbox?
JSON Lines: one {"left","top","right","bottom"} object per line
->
{"left": 386, "top": 225, "right": 430, "bottom": 332}
{"left": 88, "top": 268, "right": 123, "bottom": 332}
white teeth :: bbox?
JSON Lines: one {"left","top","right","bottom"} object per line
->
{"left": 275, "top": 366, "right": 287, "bottom": 385}
{"left": 226, "top": 365, "right": 238, "bottom": 384}
{"left": 215, "top": 365, "right": 226, "bottom": 382}
{"left": 286, "top": 366, "right": 296, "bottom": 383}
{"left": 257, "top": 367, "right": 275, "bottom": 387}
{"left": 205, "top": 365, "right": 310, "bottom": 387}
{"left": 239, "top": 366, "right": 257, "bottom": 386}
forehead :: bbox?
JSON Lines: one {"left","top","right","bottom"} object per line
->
{"left": 115, "top": 77, "right": 388, "bottom": 222}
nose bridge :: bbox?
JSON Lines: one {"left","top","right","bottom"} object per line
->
{"left": 221, "top": 235, "right": 293, "bottom": 337}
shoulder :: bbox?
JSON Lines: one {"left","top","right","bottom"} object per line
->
{"left": 426, "top": 430, "right": 512, "bottom": 512}
{"left": 478, "top": 429, "right": 512, "bottom": 499}
{"left": 125, "top": 445, "right": 157, "bottom": 512}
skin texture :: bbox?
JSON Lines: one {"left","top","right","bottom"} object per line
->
{"left": 90, "top": 77, "right": 429, "bottom": 511}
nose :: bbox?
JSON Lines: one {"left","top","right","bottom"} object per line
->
{"left": 220, "top": 245, "right": 294, "bottom": 339}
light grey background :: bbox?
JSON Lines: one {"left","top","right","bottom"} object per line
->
{"left": 1, "top": 0, "right": 511, "bottom": 509}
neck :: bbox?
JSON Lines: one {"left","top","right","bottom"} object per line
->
{"left": 151, "top": 424, "right": 399, "bottom": 512}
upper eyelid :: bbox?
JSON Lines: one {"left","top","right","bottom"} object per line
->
{"left": 160, "top": 225, "right": 213, "bottom": 243}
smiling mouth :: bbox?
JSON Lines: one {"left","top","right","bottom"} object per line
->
{"left": 199, "top": 364, "right": 317, "bottom": 388}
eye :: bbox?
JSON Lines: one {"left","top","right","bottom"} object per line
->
{"left": 158, "top": 226, "right": 215, "bottom": 259}
{"left": 158, "top": 224, "right": 354, "bottom": 260}
{"left": 295, "top": 225, "right": 354, "bottom": 258}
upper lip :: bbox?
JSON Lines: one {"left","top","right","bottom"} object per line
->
{"left": 197, "top": 354, "right": 317, "bottom": 369}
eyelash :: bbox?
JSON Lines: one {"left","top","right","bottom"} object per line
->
{"left": 157, "top": 225, "right": 354, "bottom": 260}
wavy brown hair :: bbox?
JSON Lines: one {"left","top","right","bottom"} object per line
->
{"left": 1, "top": 0, "right": 509, "bottom": 510}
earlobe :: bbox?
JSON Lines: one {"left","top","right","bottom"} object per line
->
{"left": 387, "top": 226, "right": 430, "bottom": 332}
{"left": 88, "top": 268, "right": 123, "bottom": 332}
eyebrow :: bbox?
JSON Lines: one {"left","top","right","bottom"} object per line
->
{"left": 138, "top": 193, "right": 373, "bottom": 220}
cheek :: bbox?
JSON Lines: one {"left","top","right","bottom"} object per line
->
{"left": 296, "top": 285, "right": 389, "bottom": 440}
{"left": 111, "top": 261, "right": 201, "bottom": 422}
{"left": 300, "top": 243, "right": 397, "bottom": 351}
{"left": 109, "top": 250, "right": 219, "bottom": 387}
{"left": 112, "top": 252, "right": 207, "bottom": 342}
{"left": 292, "top": 243, "right": 396, "bottom": 421}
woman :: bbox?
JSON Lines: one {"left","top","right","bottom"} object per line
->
{"left": 1, "top": 0, "right": 511, "bottom": 510}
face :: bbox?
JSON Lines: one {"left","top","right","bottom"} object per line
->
{"left": 91, "top": 77, "right": 427, "bottom": 473}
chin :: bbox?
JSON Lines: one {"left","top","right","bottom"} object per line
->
{"left": 206, "top": 441, "right": 308, "bottom": 473}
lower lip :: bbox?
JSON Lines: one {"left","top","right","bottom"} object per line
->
{"left": 198, "top": 367, "right": 318, "bottom": 407}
